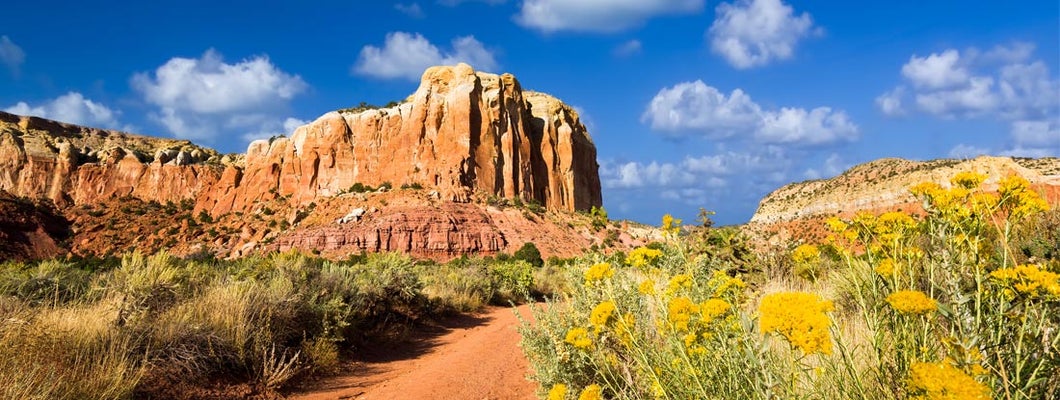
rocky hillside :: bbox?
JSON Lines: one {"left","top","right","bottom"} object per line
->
{"left": 748, "top": 156, "right": 1060, "bottom": 244}
{"left": 0, "top": 64, "right": 611, "bottom": 260}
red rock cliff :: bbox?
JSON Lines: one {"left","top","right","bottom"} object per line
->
{"left": 0, "top": 64, "right": 602, "bottom": 216}
{"left": 199, "top": 63, "right": 602, "bottom": 215}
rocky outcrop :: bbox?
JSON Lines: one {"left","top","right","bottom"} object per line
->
{"left": 271, "top": 203, "right": 507, "bottom": 259}
{"left": 0, "top": 192, "right": 70, "bottom": 261}
{"left": 198, "top": 63, "right": 601, "bottom": 215}
{"left": 750, "top": 156, "right": 1060, "bottom": 225}
{"left": 0, "top": 111, "right": 224, "bottom": 207}
{"left": 0, "top": 64, "right": 604, "bottom": 260}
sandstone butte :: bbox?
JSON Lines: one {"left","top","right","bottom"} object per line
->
{"left": 0, "top": 64, "right": 612, "bottom": 260}
{"left": 746, "top": 155, "right": 1060, "bottom": 246}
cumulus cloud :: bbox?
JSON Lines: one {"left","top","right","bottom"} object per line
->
{"left": 241, "top": 117, "right": 308, "bottom": 143}
{"left": 131, "top": 49, "right": 308, "bottom": 142}
{"left": 876, "top": 87, "right": 905, "bottom": 116}
{"left": 515, "top": 0, "right": 704, "bottom": 34}
{"left": 395, "top": 3, "right": 425, "bottom": 18}
{"left": 5, "top": 92, "right": 122, "bottom": 129}
{"left": 901, "top": 49, "right": 970, "bottom": 89}
{"left": 642, "top": 80, "right": 857, "bottom": 146}
{"left": 878, "top": 42, "right": 1059, "bottom": 156}
{"left": 708, "top": 0, "right": 817, "bottom": 69}
{"left": 600, "top": 147, "right": 793, "bottom": 209}
{"left": 0, "top": 35, "right": 25, "bottom": 74}
{"left": 353, "top": 32, "right": 498, "bottom": 80}
{"left": 803, "top": 153, "right": 847, "bottom": 180}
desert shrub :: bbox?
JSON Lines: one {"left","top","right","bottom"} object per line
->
{"left": 513, "top": 242, "right": 544, "bottom": 268}
{"left": 489, "top": 260, "right": 535, "bottom": 303}
{"left": 0, "top": 259, "right": 91, "bottom": 305}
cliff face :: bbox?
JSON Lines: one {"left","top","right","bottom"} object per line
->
{"left": 199, "top": 63, "right": 601, "bottom": 216}
{"left": 0, "top": 111, "right": 224, "bottom": 207}
{"left": 0, "top": 64, "right": 604, "bottom": 260}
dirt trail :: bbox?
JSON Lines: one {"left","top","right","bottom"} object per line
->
{"left": 290, "top": 304, "right": 538, "bottom": 400}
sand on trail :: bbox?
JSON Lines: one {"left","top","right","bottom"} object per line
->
{"left": 290, "top": 304, "right": 539, "bottom": 400}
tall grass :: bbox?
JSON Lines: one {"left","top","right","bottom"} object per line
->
{"left": 0, "top": 250, "right": 542, "bottom": 398}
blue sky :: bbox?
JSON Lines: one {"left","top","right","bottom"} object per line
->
{"left": 1, "top": 1, "right": 1057, "bottom": 225}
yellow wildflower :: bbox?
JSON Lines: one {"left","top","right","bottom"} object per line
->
{"left": 700, "top": 298, "right": 731, "bottom": 322}
{"left": 875, "top": 258, "right": 897, "bottom": 276}
{"left": 907, "top": 361, "right": 990, "bottom": 400}
{"left": 584, "top": 262, "right": 614, "bottom": 284}
{"left": 613, "top": 313, "right": 636, "bottom": 347}
{"left": 791, "top": 244, "right": 821, "bottom": 265}
{"left": 886, "top": 290, "right": 937, "bottom": 315}
{"left": 759, "top": 291, "right": 834, "bottom": 355}
{"left": 548, "top": 384, "right": 567, "bottom": 400}
{"left": 565, "top": 327, "right": 592, "bottom": 349}
{"left": 628, "top": 246, "right": 663, "bottom": 269}
{"left": 666, "top": 273, "right": 693, "bottom": 294}
{"left": 667, "top": 296, "right": 700, "bottom": 332}
{"left": 661, "top": 214, "right": 682, "bottom": 236}
{"left": 950, "top": 171, "right": 987, "bottom": 189}
{"left": 709, "top": 270, "right": 747, "bottom": 298}
{"left": 825, "top": 216, "right": 848, "bottom": 233}
{"left": 990, "top": 264, "right": 1060, "bottom": 298}
{"left": 999, "top": 175, "right": 1050, "bottom": 220}
{"left": 589, "top": 301, "right": 616, "bottom": 333}
{"left": 638, "top": 279, "right": 656, "bottom": 295}
{"left": 578, "top": 384, "right": 603, "bottom": 400}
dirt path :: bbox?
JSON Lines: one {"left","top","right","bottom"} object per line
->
{"left": 290, "top": 304, "right": 538, "bottom": 400}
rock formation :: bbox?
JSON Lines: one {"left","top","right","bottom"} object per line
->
{"left": 0, "top": 64, "right": 604, "bottom": 260}
{"left": 198, "top": 63, "right": 601, "bottom": 216}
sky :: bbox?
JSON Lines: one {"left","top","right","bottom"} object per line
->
{"left": 1, "top": 1, "right": 1058, "bottom": 225}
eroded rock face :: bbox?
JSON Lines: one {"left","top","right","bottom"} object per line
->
{"left": 198, "top": 63, "right": 602, "bottom": 215}
{"left": 0, "top": 64, "right": 604, "bottom": 260}
{"left": 0, "top": 112, "right": 223, "bottom": 207}
{"left": 271, "top": 203, "right": 507, "bottom": 259}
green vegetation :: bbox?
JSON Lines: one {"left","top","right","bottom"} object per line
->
{"left": 0, "top": 251, "right": 553, "bottom": 399}
{"left": 520, "top": 172, "right": 1059, "bottom": 399}
{"left": 337, "top": 101, "right": 403, "bottom": 114}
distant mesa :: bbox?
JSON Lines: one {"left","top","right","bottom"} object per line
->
{"left": 748, "top": 155, "right": 1060, "bottom": 245}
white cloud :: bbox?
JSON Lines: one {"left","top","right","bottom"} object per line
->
{"left": 353, "top": 32, "right": 498, "bottom": 80}
{"left": 0, "top": 36, "right": 25, "bottom": 73}
{"left": 876, "top": 87, "right": 905, "bottom": 116}
{"left": 515, "top": 0, "right": 704, "bottom": 34}
{"left": 642, "top": 80, "right": 857, "bottom": 146}
{"left": 948, "top": 143, "right": 990, "bottom": 159}
{"left": 913, "top": 76, "right": 998, "bottom": 117}
{"left": 757, "top": 107, "right": 857, "bottom": 145}
{"left": 601, "top": 149, "right": 789, "bottom": 190}
{"left": 131, "top": 49, "right": 308, "bottom": 142}
{"left": 642, "top": 80, "right": 761, "bottom": 137}
{"left": 901, "top": 49, "right": 970, "bottom": 89}
{"left": 395, "top": 3, "right": 425, "bottom": 18}
{"left": 4, "top": 92, "right": 121, "bottom": 128}
{"left": 879, "top": 42, "right": 1059, "bottom": 156}
{"left": 708, "top": 0, "right": 817, "bottom": 69}
{"left": 803, "top": 153, "right": 846, "bottom": 180}
{"left": 241, "top": 117, "right": 307, "bottom": 143}
{"left": 614, "top": 39, "right": 643, "bottom": 57}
